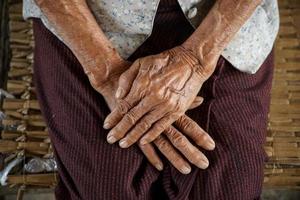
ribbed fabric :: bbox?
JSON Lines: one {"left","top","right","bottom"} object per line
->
{"left": 32, "top": 0, "right": 274, "bottom": 199}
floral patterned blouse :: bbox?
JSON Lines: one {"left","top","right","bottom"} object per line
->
{"left": 23, "top": 0, "right": 279, "bottom": 74}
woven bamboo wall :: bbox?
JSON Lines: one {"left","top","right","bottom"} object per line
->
{"left": 264, "top": 0, "right": 300, "bottom": 189}
{"left": 0, "top": 0, "right": 299, "bottom": 192}
{"left": 0, "top": 0, "right": 57, "bottom": 195}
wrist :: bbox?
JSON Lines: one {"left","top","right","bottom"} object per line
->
{"left": 94, "top": 73, "right": 120, "bottom": 110}
{"left": 74, "top": 33, "right": 126, "bottom": 80}
{"left": 84, "top": 54, "right": 126, "bottom": 85}
{"left": 180, "top": 42, "right": 219, "bottom": 78}
{"left": 37, "top": 0, "right": 124, "bottom": 82}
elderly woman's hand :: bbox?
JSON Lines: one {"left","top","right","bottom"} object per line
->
{"left": 34, "top": 0, "right": 216, "bottom": 173}
{"left": 97, "top": 58, "right": 215, "bottom": 172}
{"left": 104, "top": 46, "right": 218, "bottom": 149}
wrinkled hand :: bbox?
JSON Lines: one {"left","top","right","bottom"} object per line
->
{"left": 93, "top": 59, "right": 215, "bottom": 173}
{"left": 104, "top": 46, "right": 216, "bottom": 149}
{"left": 34, "top": 0, "right": 216, "bottom": 174}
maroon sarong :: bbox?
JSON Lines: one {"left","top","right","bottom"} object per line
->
{"left": 32, "top": 0, "right": 274, "bottom": 199}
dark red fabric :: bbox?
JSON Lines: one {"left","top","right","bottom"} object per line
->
{"left": 32, "top": 0, "right": 274, "bottom": 199}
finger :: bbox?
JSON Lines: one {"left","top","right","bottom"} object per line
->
{"left": 103, "top": 92, "right": 139, "bottom": 129}
{"left": 164, "top": 126, "right": 209, "bottom": 169}
{"left": 140, "top": 114, "right": 178, "bottom": 145}
{"left": 107, "top": 97, "right": 153, "bottom": 144}
{"left": 175, "top": 115, "right": 215, "bottom": 150}
{"left": 139, "top": 143, "right": 163, "bottom": 171}
{"left": 188, "top": 96, "right": 204, "bottom": 110}
{"left": 154, "top": 135, "right": 191, "bottom": 174}
{"left": 115, "top": 59, "right": 141, "bottom": 99}
{"left": 119, "top": 105, "right": 167, "bottom": 148}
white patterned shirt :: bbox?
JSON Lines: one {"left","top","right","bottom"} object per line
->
{"left": 23, "top": 0, "right": 279, "bottom": 74}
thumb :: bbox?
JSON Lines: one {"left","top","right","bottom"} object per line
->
{"left": 115, "top": 59, "right": 141, "bottom": 99}
{"left": 188, "top": 96, "right": 204, "bottom": 110}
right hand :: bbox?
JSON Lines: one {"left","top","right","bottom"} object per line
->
{"left": 94, "top": 59, "right": 215, "bottom": 174}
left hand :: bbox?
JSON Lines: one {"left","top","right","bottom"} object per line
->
{"left": 104, "top": 45, "right": 218, "bottom": 146}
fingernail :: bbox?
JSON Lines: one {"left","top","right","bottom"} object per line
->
{"left": 156, "top": 163, "right": 163, "bottom": 171}
{"left": 115, "top": 88, "right": 124, "bottom": 98}
{"left": 197, "top": 97, "right": 204, "bottom": 104}
{"left": 199, "top": 159, "right": 209, "bottom": 169}
{"left": 207, "top": 140, "right": 215, "bottom": 150}
{"left": 119, "top": 140, "right": 128, "bottom": 148}
{"left": 107, "top": 135, "right": 117, "bottom": 144}
{"left": 181, "top": 165, "right": 191, "bottom": 174}
{"left": 103, "top": 122, "right": 111, "bottom": 129}
{"left": 199, "top": 97, "right": 204, "bottom": 104}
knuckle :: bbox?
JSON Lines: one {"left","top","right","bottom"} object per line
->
{"left": 165, "top": 127, "right": 175, "bottom": 136}
{"left": 181, "top": 116, "right": 189, "bottom": 124}
{"left": 135, "top": 58, "right": 143, "bottom": 66}
{"left": 139, "top": 121, "right": 151, "bottom": 131}
{"left": 170, "top": 156, "right": 181, "bottom": 165}
{"left": 117, "top": 100, "right": 130, "bottom": 114}
{"left": 158, "top": 140, "right": 168, "bottom": 148}
{"left": 154, "top": 123, "right": 166, "bottom": 132}
{"left": 174, "top": 103, "right": 183, "bottom": 112}
{"left": 183, "top": 119, "right": 196, "bottom": 131}
{"left": 171, "top": 157, "right": 187, "bottom": 170}
{"left": 124, "top": 111, "right": 137, "bottom": 125}
{"left": 155, "top": 137, "right": 168, "bottom": 149}
{"left": 141, "top": 57, "right": 151, "bottom": 66}
{"left": 175, "top": 116, "right": 185, "bottom": 126}
{"left": 172, "top": 112, "right": 182, "bottom": 120}
{"left": 173, "top": 135, "right": 188, "bottom": 147}
{"left": 178, "top": 115, "right": 185, "bottom": 121}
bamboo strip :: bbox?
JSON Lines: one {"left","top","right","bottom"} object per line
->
{"left": 7, "top": 174, "right": 58, "bottom": 187}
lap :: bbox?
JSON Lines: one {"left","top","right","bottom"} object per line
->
{"left": 33, "top": 16, "right": 273, "bottom": 199}
{"left": 187, "top": 53, "right": 273, "bottom": 200}
{"left": 33, "top": 19, "right": 159, "bottom": 200}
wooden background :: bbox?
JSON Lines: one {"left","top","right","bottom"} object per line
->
{"left": 264, "top": 0, "right": 300, "bottom": 189}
